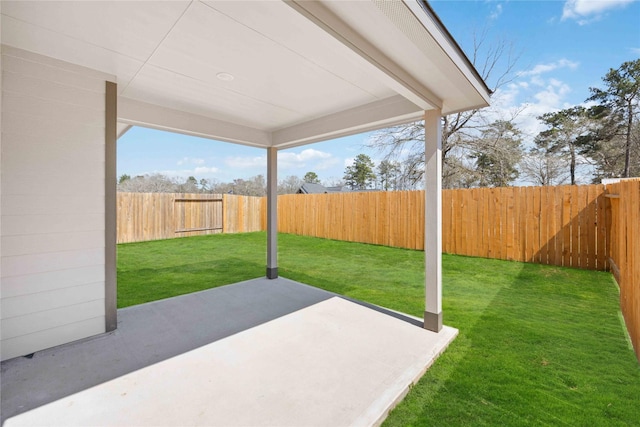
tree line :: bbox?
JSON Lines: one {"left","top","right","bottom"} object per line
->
{"left": 120, "top": 59, "right": 638, "bottom": 194}
{"left": 117, "top": 172, "right": 339, "bottom": 197}
{"left": 117, "top": 158, "right": 420, "bottom": 196}
{"left": 370, "top": 59, "right": 639, "bottom": 189}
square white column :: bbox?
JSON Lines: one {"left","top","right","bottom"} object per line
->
{"left": 424, "top": 109, "right": 442, "bottom": 331}
{"left": 266, "top": 147, "right": 278, "bottom": 279}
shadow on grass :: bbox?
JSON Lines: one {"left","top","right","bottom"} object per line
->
{"left": 276, "top": 268, "right": 359, "bottom": 298}
{"left": 385, "top": 262, "right": 640, "bottom": 426}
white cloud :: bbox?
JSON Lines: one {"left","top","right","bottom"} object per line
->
{"left": 533, "top": 82, "right": 571, "bottom": 110}
{"left": 483, "top": 70, "right": 578, "bottom": 143}
{"left": 630, "top": 47, "right": 640, "bottom": 55}
{"left": 516, "top": 80, "right": 574, "bottom": 139}
{"left": 313, "top": 157, "right": 341, "bottom": 171}
{"left": 221, "top": 148, "right": 339, "bottom": 173}
{"left": 149, "top": 166, "right": 220, "bottom": 179}
{"left": 489, "top": 3, "right": 503, "bottom": 20}
{"left": 225, "top": 155, "right": 266, "bottom": 169}
{"left": 176, "top": 157, "right": 205, "bottom": 166}
{"left": 279, "top": 148, "right": 330, "bottom": 162}
{"left": 491, "top": 83, "right": 521, "bottom": 109}
{"left": 278, "top": 148, "right": 336, "bottom": 170}
{"left": 562, "top": 0, "right": 636, "bottom": 24}
{"left": 193, "top": 166, "right": 220, "bottom": 174}
{"left": 519, "top": 59, "right": 579, "bottom": 77}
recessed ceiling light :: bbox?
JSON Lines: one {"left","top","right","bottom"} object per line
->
{"left": 216, "top": 72, "right": 234, "bottom": 82}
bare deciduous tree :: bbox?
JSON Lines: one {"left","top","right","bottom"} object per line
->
{"left": 472, "top": 120, "right": 523, "bottom": 187}
{"left": 278, "top": 175, "right": 304, "bottom": 194}
{"left": 519, "top": 149, "right": 569, "bottom": 186}
{"left": 117, "top": 173, "right": 179, "bottom": 193}
{"left": 367, "top": 30, "right": 521, "bottom": 188}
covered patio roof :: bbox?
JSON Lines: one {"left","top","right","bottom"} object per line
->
{"left": 1, "top": 0, "right": 490, "bottom": 368}
{"left": 1, "top": 0, "right": 490, "bottom": 147}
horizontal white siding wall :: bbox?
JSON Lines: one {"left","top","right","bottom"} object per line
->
{"left": 1, "top": 46, "right": 113, "bottom": 360}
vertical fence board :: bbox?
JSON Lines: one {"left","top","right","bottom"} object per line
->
{"left": 455, "top": 190, "right": 463, "bottom": 255}
{"left": 625, "top": 180, "right": 639, "bottom": 360}
{"left": 490, "top": 188, "right": 501, "bottom": 259}
{"left": 481, "top": 188, "right": 490, "bottom": 258}
{"left": 576, "top": 186, "right": 587, "bottom": 268}
{"left": 538, "top": 186, "right": 549, "bottom": 265}
{"left": 560, "top": 187, "right": 571, "bottom": 267}
{"left": 512, "top": 187, "right": 522, "bottom": 261}
{"left": 552, "top": 187, "right": 562, "bottom": 266}
{"left": 469, "top": 189, "right": 476, "bottom": 256}
{"left": 585, "top": 185, "right": 597, "bottom": 269}
{"left": 596, "top": 188, "right": 607, "bottom": 270}
{"left": 467, "top": 189, "right": 477, "bottom": 256}
{"left": 609, "top": 179, "right": 640, "bottom": 361}
{"left": 572, "top": 185, "right": 580, "bottom": 267}
{"left": 532, "top": 187, "right": 541, "bottom": 263}
{"left": 442, "top": 190, "right": 452, "bottom": 253}
{"left": 502, "top": 188, "right": 511, "bottom": 261}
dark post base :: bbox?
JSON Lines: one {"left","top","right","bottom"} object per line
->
{"left": 266, "top": 267, "right": 278, "bottom": 279}
{"left": 423, "top": 311, "right": 442, "bottom": 332}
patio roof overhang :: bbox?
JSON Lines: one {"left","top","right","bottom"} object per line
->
{"left": 1, "top": 0, "right": 490, "bottom": 148}
{"left": 0, "top": 0, "right": 491, "bottom": 356}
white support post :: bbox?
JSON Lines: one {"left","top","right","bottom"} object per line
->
{"left": 424, "top": 109, "right": 442, "bottom": 332}
{"left": 266, "top": 147, "right": 278, "bottom": 279}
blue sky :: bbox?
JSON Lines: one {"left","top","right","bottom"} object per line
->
{"left": 118, "top": 0, "right": 640, "bottom": 185}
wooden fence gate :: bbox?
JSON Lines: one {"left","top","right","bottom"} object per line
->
{"left": 173, "top": 196, "right": 223, "bottom": 234}
{"left": 117, "top": 193, "right": 224, "bottom": 243}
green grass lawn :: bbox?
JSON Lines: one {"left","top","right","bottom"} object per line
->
{"left": 118, "top": 232, "right": 640, "bottom": 426}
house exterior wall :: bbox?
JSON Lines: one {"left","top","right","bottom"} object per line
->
{"left": 1, "top": 46, "right": 113, "bottom": 361}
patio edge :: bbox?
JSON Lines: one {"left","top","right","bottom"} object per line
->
{"left": 366, "top": 325, "right": 459, "bottom": 427}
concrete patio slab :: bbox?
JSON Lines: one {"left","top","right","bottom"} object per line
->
{"left": 2, "top": 278, "right": 457, "bottom": 426}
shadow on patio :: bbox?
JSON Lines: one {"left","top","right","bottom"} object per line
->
{"left": 1, "top": 278, "right": 456, "bottom": 426}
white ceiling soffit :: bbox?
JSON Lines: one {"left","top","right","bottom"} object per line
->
{"left": 1, "top": 0, "right": 490, "bottom": 149}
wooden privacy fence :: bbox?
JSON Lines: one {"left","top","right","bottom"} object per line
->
{"left": 277, "top": 183, "right": 639, "bottom": 361}
{"left": 278, "top": 191, "right": 425, "bottom": 250}
{"left": 440, "top": 182, "right": 639, "bottom": 361}
{"left": 605, "top": 179, "right": 640, "bottom": 362}
{"left": 116, "top": 182, "right": 639, "bottom": 360}
{"left": 441, "top": 185, "right": 610, "bottom": 270}
{"left": 117, "top": 193, "right": 264, "bottom": 243}
{"left": 278, "top": 185, "right": 612, "bottom": 269}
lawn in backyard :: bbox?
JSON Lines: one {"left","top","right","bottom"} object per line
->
{"left": 118, "top": 232, "right": 640, "bottom": 426}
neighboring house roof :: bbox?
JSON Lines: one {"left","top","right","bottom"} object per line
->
{"left": 297, "top": 183, "right": 329, "bottom": 194}
{"left": 326, "top": 186, "right": 349, "bottom": 193}
{"left": 297, "top": 183, "right": 353, "bottom": 194}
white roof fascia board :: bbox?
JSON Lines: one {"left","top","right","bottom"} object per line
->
{"left": 440, "top": 102, "right": 493, "bottom": 116}
{"left": 404, "top": 0, "right": 491, "bottom": 106}
{"left": 285, "top": 0, "right": 442, "bottom": 112}
{"left": 118, "top": 98, "right": 271, "bottom": 148}
{"left": 272, "top": 95, "right": 423, "bottom": 149}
